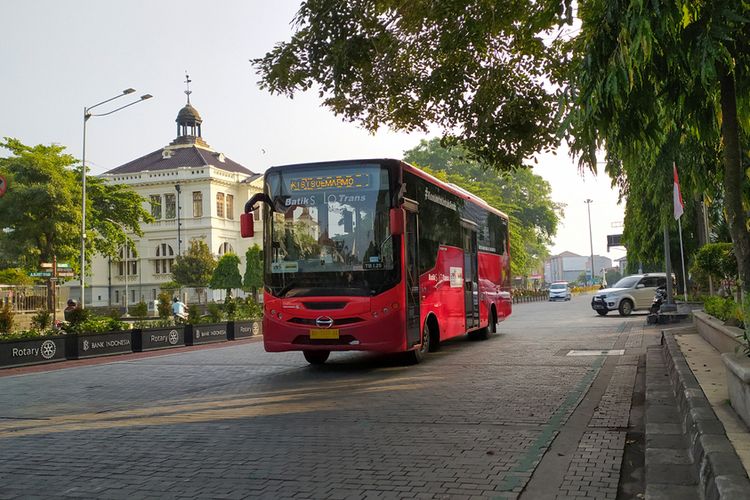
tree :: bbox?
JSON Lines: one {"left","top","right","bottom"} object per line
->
{"left": 0, "top": 138, "right": 152, "bottom": 273}
{"left": 253, "top": 0, "right": 572, "bottom": 170}
{"left": 171, "top": 239, "right": 216, "bottom": 298}
{"left": 403, "top": 138, "right": 562, "bottom": 278}
{"left": 210, "top": 253, "right": 242, "bottom": 299}
{"left": 565, "top": 1, "right": 750, "bottom": 314}
{"left": 243, "top": 244, "right": 264, "bottom": 297}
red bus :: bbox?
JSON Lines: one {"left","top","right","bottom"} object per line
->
{"left": 241, "top": 159, "right": 512, "bottom": 364}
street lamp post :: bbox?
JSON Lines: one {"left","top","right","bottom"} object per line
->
{"left": 124, "top": 240, "right": 129, "bottom": 317}
{"left": 80, "top": 89, "right": 152, "bottom": 308}
{"left": 585, "top": 199, "right": 595, "bottom": 286}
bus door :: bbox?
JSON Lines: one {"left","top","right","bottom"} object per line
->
{"left": 404, "top": 200, "right": 421, "bottom": 347}
{"left": 461, "top": 220, "right": 479, "bottom": 330}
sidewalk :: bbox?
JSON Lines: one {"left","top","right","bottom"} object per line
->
{"left": 644, "top": 323, "right": 750, "bottom": 499}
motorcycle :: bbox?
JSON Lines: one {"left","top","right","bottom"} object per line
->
{"left": 650, "top": 286, "right": 667, "bottom": 315}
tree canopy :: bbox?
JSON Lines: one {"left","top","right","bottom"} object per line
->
{"left": 253, "top": 0, "right": 573, "bottom": 170}
{"left": 171, "top": 239, "right": 216, "bottom": 289}
{"left": 210, "top": 253, "right": 242, "bottom": 298}
{"left": 243, "top": 244, "right": 263, "bottom": 295}
{"left": 0, "top": 138, "right": 152, "bottom": 275}
{"left": 404, "top": 138, "right": 562, "bottom": 277}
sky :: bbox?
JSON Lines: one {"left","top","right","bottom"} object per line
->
{"left": 1, "top": 0, "right": 626, "bottom": 265}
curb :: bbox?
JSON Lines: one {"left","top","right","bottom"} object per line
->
{"left": 661, "top": 331, "right": 750, "bottom": 499}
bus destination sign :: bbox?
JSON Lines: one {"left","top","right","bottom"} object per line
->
{"left": 289, "top": 173, "right": 370, "bottom": 192}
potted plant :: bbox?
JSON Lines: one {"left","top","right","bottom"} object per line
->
{"left": 63, "top": 308, "right": 133, "bottom": 360}
{"left": 228, "top": 297, "right": 263, "bottom": 340}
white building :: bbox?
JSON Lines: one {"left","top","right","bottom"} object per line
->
{"left": 85, "top": 97, "right": 264, "bottom": 308}
{"left": 544, "top": 251, "right": 613, "bottom": 284}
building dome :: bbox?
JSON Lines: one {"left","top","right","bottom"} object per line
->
{"left": 176, "top": 104, "right": 202, "bottom": 125}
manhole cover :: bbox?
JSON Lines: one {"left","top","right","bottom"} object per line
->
{"left": 566, "top": 349, "right": 625, "bottom": 356}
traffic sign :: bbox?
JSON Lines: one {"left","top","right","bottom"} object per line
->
{"left": 41, "top": 263, "right": 53, "bottom": 268}
{"left": 57, "top": 272, "right": 75, "bottom": 277}
{"left": 29, "top": 272, "right": 52, "bottom": 277}
{"left": 57, "top": 263, "right": 71, "bottom": 268}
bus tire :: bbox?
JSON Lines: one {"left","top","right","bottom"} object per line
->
{"left": 303, "top": 350, "right": 330, "bottom": 365}
{"left": 406, "top": 323, "right": 431, "bottom": 364}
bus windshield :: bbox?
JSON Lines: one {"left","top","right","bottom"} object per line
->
{"left": 265, "top": 164, "right": 397, "bottom": 297}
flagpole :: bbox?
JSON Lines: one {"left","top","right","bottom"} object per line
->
{"left": 678, "top": 218, "right": 688, "bottom": 302}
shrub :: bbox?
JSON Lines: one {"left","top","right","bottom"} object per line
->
{"left": 107, "top": 308, "right": 122, "bottom": 321}
{"left": 130, "top": 300, "right": 148, "bottom": 318}
{"left": 31, "top": 309, "right": 52, "bottom": 330}
{"left": 0, "top": 302, "right": 15, "bottom": 333}
{"left": 0, "top": 329, "right": 57, "bottom": 342}
{"left": 236, "top": 298, "right": 262, "bottom": 319}
{"left": 187, "top": 303, "right": 203, "bottom": 324}
{"left": 66, "top": 306, "right": 91, "bottom": 326}
{"left": 206, "top": 302, "right": 223, "bottom": 323}
{"left": 157, "top": 292, "right": 172, "bottom": 319}
{"left": 703, "top": 296, "right": 740, "bottom": 323}
{"left": 64, "top": 316, "right": 125, "bottom": 334}
{"left": 224, "top": 296, "right": 237, "bottom": 320}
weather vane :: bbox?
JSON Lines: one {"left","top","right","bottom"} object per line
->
{"left": 184, "top": 72, "right": 192, "bottom": 104}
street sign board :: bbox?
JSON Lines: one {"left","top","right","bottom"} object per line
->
{"left": 41, "top": 263, "right": 53, "bottom": 268}
{"left": 29, "top": 272, "right": 52, "bottom": 277}
{"left": 57, "top": 272, "right": 75, "bottom": 277}
{"left": 57, "top": 263, "right": 71, "bottom": 268}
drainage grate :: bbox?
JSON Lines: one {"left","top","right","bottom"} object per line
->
{"left": 566, "top": 349, "right": 625, "bottom": 356}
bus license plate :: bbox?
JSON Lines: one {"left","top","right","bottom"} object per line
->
{"left": 310, "top": 328, "right": 339, "bottom": 340}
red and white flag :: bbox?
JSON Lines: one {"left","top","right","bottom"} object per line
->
{"left": 673, "top": 163, "right": 684, "bottom": 220}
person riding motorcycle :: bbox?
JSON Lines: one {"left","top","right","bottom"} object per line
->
{"left": 172, "top": 297, "right": 188, "bottom": 322}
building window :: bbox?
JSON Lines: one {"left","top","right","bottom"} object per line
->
{"left": 152, "top": 289, "right": 157, "bottom": 301}
{"left": 226, "top": 194, "right": 234, "bottom": 220}
{"left": 193, "top": 191, "right": 203, "bottom": 218}
{"left": 115, "top": 290, "right": 120, "bottom": 304}
{"left": 150, "top": 195, "right": 162, "bottom": 219}
{"left": 164, "top": 193, "right": 176, "bottom": 219}
{"left": 117, "top": 246, "right": 138, "bottom": 277}
{"left": 216, "top": 192, "right": 225, "bottom": 218}
{"left": 218, "top": 242, "right": 234, "bottom": 256}
{"left": 155, "top": 243, "right": 175, "bottom": 274}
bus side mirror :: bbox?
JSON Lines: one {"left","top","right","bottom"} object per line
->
{"left": 390, "top": 208, "right": 405, "bottom": 235}
{"left": 240, "top": 212, "right": 254, "bottom": 238}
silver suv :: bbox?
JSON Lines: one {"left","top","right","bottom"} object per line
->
{"left": 591, "top": 273, "right": 668, "bottom": 316}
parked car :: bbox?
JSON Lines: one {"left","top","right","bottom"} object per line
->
{"left": 549, "top": 281, "right": 572, "bottom": 301}
{"left": 591, "top": 273, "right": 669, "bottom": 316}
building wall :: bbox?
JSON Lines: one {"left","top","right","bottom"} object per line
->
{"left": 84, "top": 167, "right": 263, "bottom": 309}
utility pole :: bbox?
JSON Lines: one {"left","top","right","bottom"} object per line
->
{"left": 585, "top": 199, "right": 595, "bottom": 286}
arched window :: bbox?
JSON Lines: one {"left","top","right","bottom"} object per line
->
{"left": 218, "top": 242, "right": 234, "bottom": 256}
{"left": 155, "top": 243, "right": 175, "bottom": 274}
{"left": 117, "top": 246, "right": 138, "bottom": 277}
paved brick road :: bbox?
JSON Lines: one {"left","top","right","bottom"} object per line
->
{"left": 0, "top": 296, "right": 647, "bottom": 499}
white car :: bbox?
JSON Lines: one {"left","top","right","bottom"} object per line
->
{"left": 549, "top": 282, "right": 572, "bottom": 301}
{"left": 591, "top": 273, "right": 668, "bottom": 316}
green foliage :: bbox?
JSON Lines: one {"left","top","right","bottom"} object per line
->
{"left": 64, "top": 316, "right": 126, "bottom": 334}
{"left": 253, "top": 1, "right": 572, "bottom": 171}
{"left": 30, "top": 309, "right": 52, "bottom": 330}
{"left": 694, "top": 243, "right": 738, "bottom": 282}
{"left": 210, "top": 253, "right": 242, "bottom": 297}
{"left": 0, "top": 138, "right": 152, "bottom": 272}
{"left": 206, "top": 303, "right": 223, "bottom": 323}
{"left": 243, "top": 245, "right": 263, "bottom": 293}
{"left": 565, "top": 0, "right": 750, "bottom": 298}
{"left": 0, "top": 329, "right": 58, "bottom": 342}
{"left": 172, "top": 239, "right": 216, "bottom": 288}
{"left": 107, "top": 308, "right": 122, "bottom": 321}
{"left": 403, "top": 138, "right": 562, "bottom": 277}
{"left": 0, "top": 302, "right": 14, "bottom": 333}
{"left": 704, "top": 296, "right": 743, "bottom": 325}
{"left": 235, "top": 298, "right": 262, "bottom": 320}
{"left": 157, "top": 292, "right": 172, "bottom": 319}
{"left": 130, "top": 300, "right": 148, "bottom": 318}
{"left": 0, "top": 268, "right": 33, "bottom": 285}
{"left": 187, "top": 303, "right": 203, "bottom": 324}
{"left": 223, "top": 296, "right": 237, "bottom": 320}
{"left": 65, "top": 306, "right": 91, "bottom": 326}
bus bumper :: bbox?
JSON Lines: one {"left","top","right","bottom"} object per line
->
{"left": 262, "top": 313, "right": 406, "bottom": 353}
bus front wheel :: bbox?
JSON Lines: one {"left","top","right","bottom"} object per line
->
{"left": 303, "top": 350, "right": 330, "bottom": 365}
{"left": 406, "top": 323, "right": 431, "bottom": 364}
